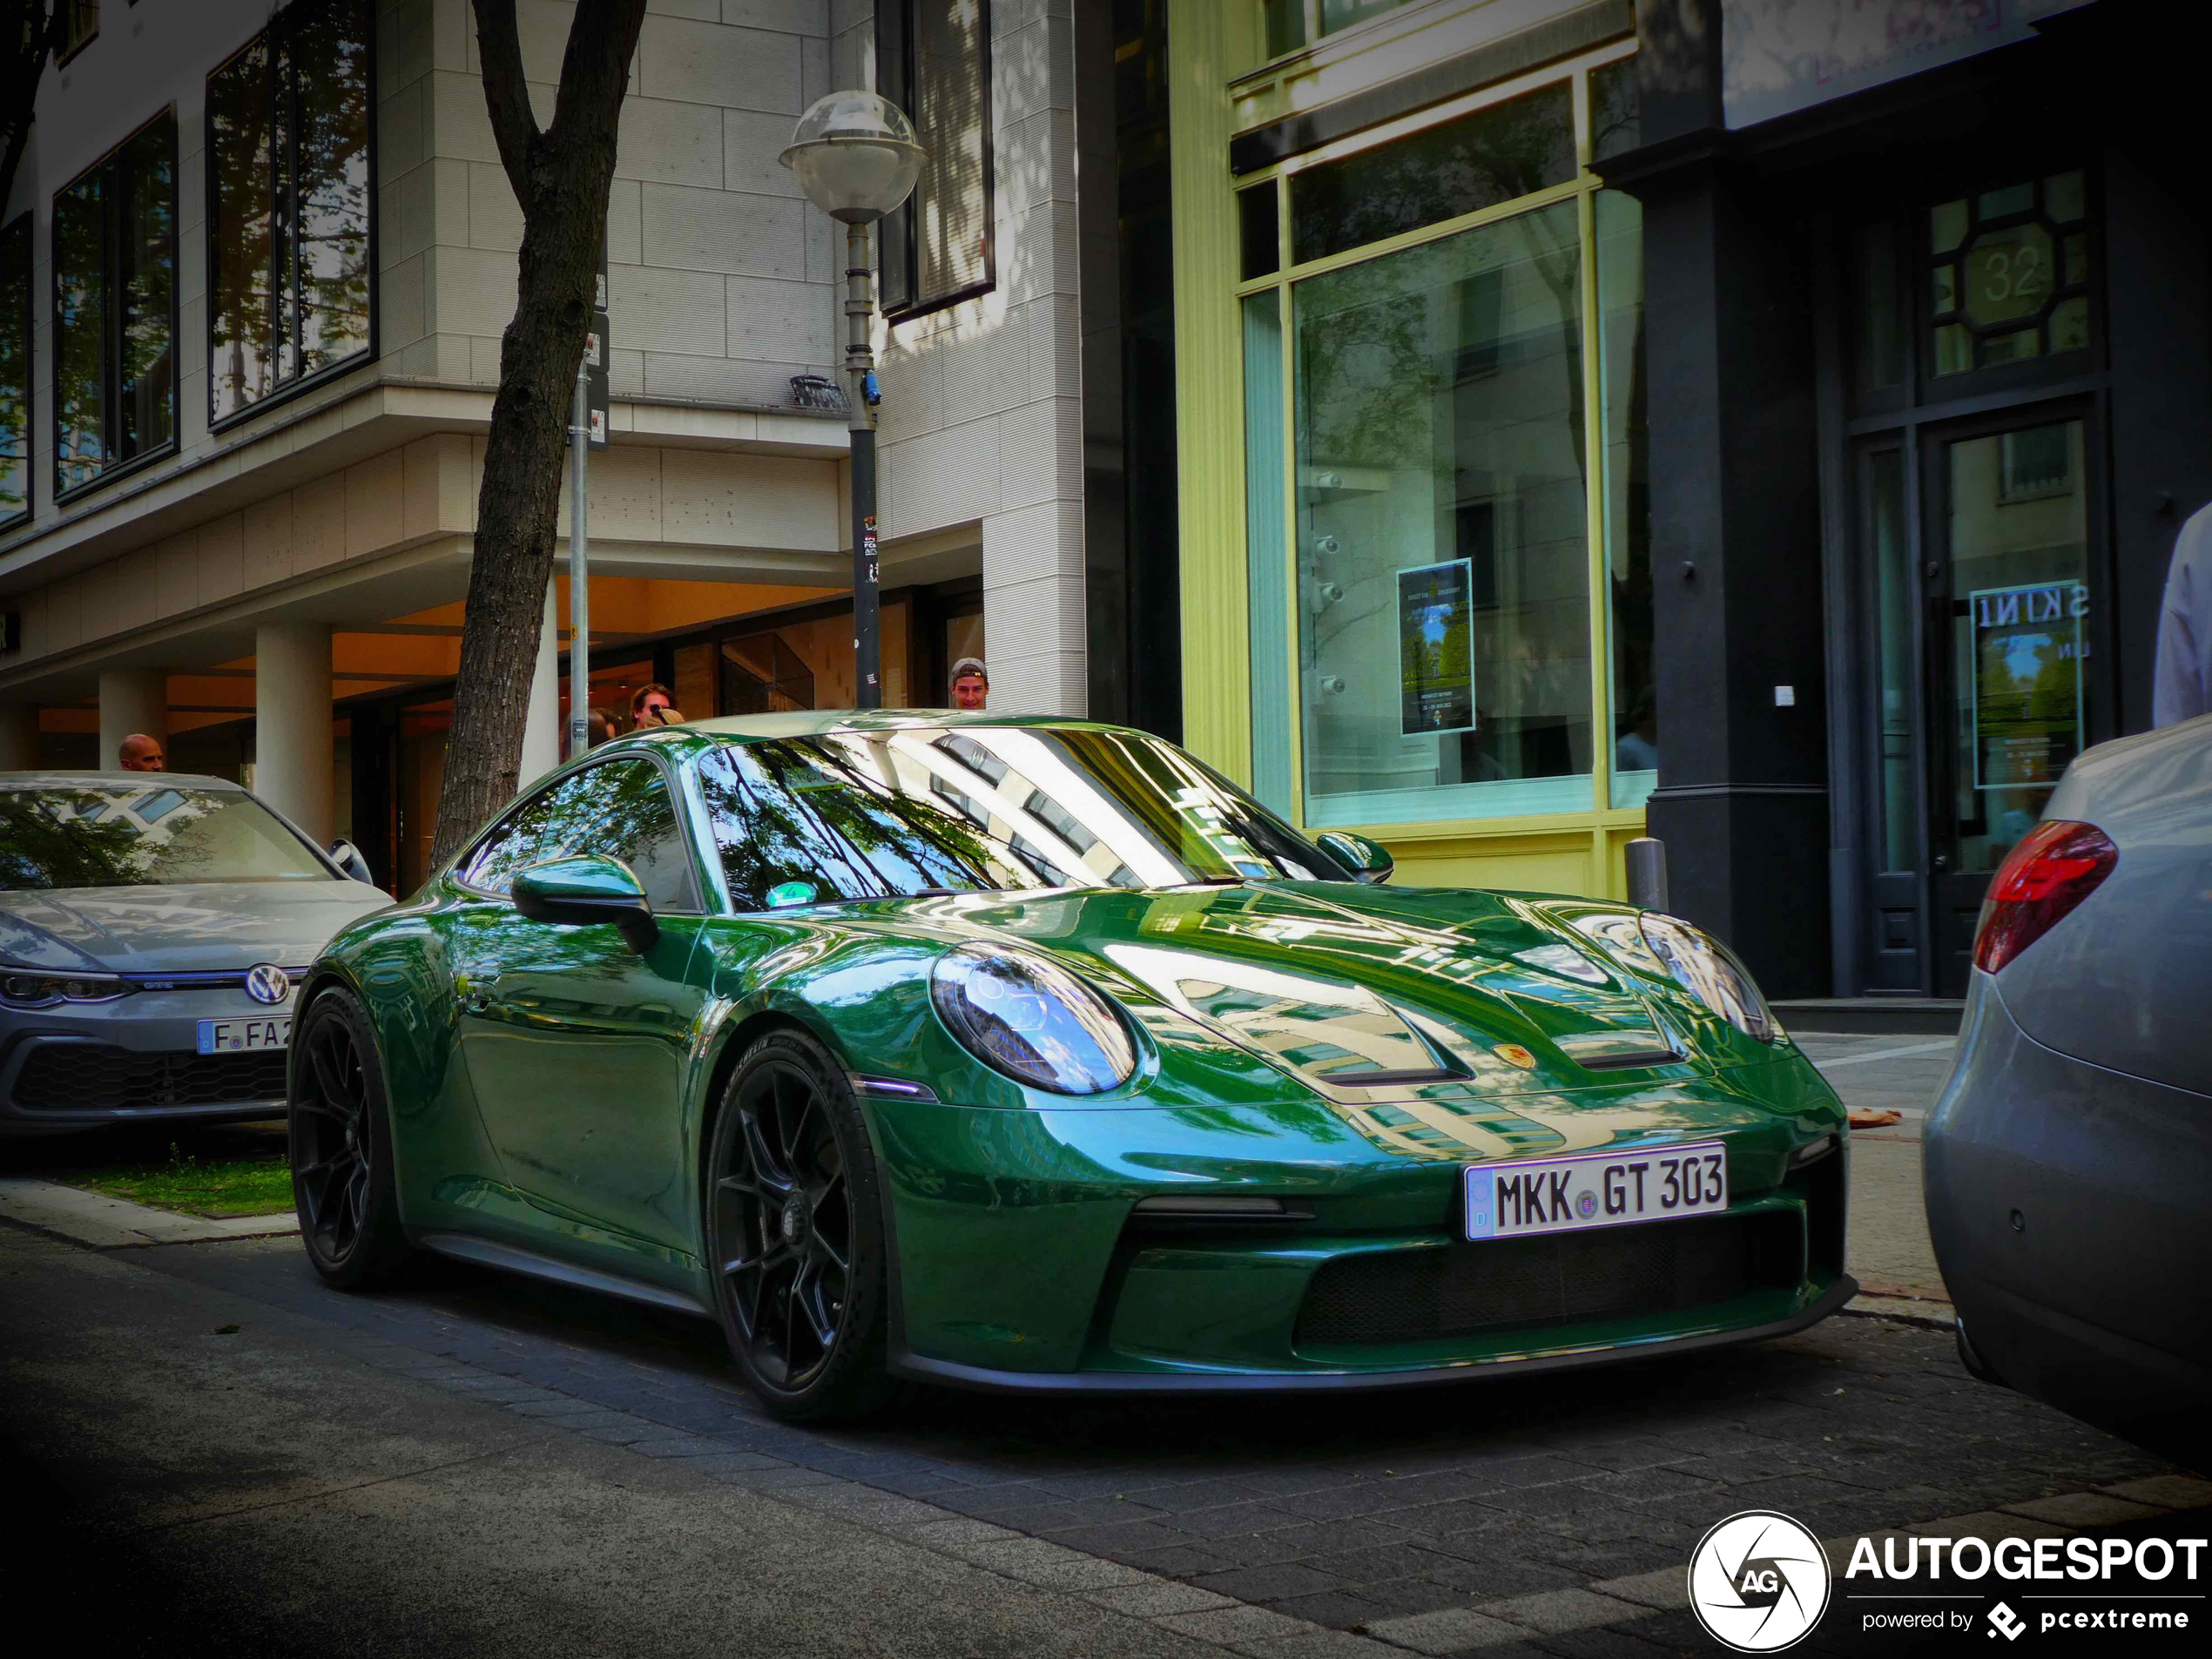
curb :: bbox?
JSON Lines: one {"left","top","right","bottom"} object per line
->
{"left": 0, "top": 1177, "right": 299, "bottom": 1249}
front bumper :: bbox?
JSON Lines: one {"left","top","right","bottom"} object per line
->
{"left": 866, "top": 1065, "right": 1850, "bottom": 1388}
{"left": 0, "top": 981, "right": 300, "bottom": 1134}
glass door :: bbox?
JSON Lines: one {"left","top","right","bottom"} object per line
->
{"left": 1923, "top": 412, "right": 2101, "bottom": 996}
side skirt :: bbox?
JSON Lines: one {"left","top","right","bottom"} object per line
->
{"left": 414, "top": 1231, "right": 714, "bottom": 1319}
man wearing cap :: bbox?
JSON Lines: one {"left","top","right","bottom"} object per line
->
{"left": 950, "top": 658, "right": 988, "bottom": 711}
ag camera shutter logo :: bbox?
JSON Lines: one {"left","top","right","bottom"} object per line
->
{"left": 1688, "top": 1510, "right": 1831, "bottom": 1652}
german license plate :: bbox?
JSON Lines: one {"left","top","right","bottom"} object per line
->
{"left": 1465, "top": 1142, "right": 1727, "bottom": 1240}
{"left": 197, "top": 1016, "right": 291, "bottom": 1055}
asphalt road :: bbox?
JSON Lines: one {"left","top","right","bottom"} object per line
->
{"left": 5, "top": 1031, "right": 2203, "bottom": 1657}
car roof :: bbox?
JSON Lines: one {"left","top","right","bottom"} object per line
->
{"left": 0, "top": 770, "right": 244, "bottom": 791}
{"left": 681, "top": 709, "right": 1114, "bottom": 743}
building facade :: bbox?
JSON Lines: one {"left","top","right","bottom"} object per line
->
{"left": 1163, "top": 0, "right": 2195, "bottom": 1002}
{"left": 0, "top": 0, "right": 1122, "bottom": 894}
{"left": 9, "top": 1, "right": 2198, "bottom": 1010}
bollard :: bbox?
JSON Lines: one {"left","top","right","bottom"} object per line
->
{"left": 1625, "top": 836, "right": 1669, "bottom": 913}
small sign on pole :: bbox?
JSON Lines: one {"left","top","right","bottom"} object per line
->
{"left": 585, "top": 245, "right": 610, "bottom": 450}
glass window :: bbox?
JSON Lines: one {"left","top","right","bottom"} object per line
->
{"left": 0, "top": 783, "right": 334, "bottom": 888}
{"left": 698, "top": 726, "right": 1352, "bottom": 910}
{"left": 878, "top": 0, "right": 993, "bottom": 317}
{"left": 1927, "top": 169, "right": 2090, "bottom": 378}
{"left": 1596, "top": 191, "right": 1652, "bottom": 808}
{"left": 1264, "top": 0, "right": 1417, "bottom": 56}
{"left": 1238, "top": 184, "right": 1280, "bottom": 280}
{"left": 54, "top": 111, "right": 175, "bottom": 496}
{"left": 1, "top": 213, "right": 29, "bottom": 529}
{"left": 63, "top": 2, "right": 98, "bottom": 57}
{"left": 1866, "top": 448, "right": 1914, "bottom": 872}
{"left": 1289, "top": 84, "right": 1575, "bottom": 266}
{"left": 463, "top": 759, "right": 698, "bottom": 912}
{"left": 208, "top": 0, "right": 374, "bottom": 426}
{"left": 1941, "top": 421, "right": 2090, "bottom": 874}
{"left": 1243, "top": 290, "right": 1292, "bottom": 813}
{"left": 1588, "top": 57, "right": 1640, "bottom": 162}
{"left": 1291, "top": 199, "right": 1593, "bottom": 828}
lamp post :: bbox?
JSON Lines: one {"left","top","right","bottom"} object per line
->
{"left": 780, "top": 91, "right": 926, "bottom": 711}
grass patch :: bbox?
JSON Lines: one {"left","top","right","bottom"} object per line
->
{"left": 67, "top": 1143, "right": 296, "bottom": 1218}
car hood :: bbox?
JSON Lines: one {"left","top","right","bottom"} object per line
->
{"left": 895, "top": 880, "right": 1764, "bottom": 1098}
{"left": 0, "top": 882, "right": 392, "bottom": 974}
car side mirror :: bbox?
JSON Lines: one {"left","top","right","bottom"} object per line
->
{"left": 328, "top": 839, "right": 378, "bottom": 886}
{"left": 511, "top": 854, "right": 660, "bottom": 952}
{"left": 1317, "top": 831, "right": 1394, "bottom": 886}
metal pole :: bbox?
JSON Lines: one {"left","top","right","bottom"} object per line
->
{"left": 845, "top": 220, "right": 881, "bottom": 710}
{"left": 566, "top": 361, "right": 590, "bottom": 759}
{"left": 1625, "top": 836, "right": 1669, "bottom": 913}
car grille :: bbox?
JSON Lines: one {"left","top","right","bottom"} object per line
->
{"left": 1294, "top": 1211, "right": 1802, "bottom": 1349}
{"left": 11, "top": 1044, "right": 289, "bottom": 1114}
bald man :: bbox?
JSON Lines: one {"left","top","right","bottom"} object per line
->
{"left": 118, "top": 733, "right": 166, "bottom": 772}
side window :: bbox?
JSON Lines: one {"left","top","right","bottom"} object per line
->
{"left": 590, "top": 759, "right": 701, "bottom": 914}
{"left": 460, "top": 770, "right": 604, "bottom": 895}
{"left": 697, "top": 744, "right": 882, "bottom": 909}
{"left": 463, "top": 760, "right": 698, "bottom": 913}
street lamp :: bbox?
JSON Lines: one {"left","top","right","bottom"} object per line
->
{"left": 781, "top": 91, "right": 927, "bottom": 711}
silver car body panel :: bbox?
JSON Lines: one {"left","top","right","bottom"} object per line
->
{"left": 2002, "top": 712, "right": 2212, "bottom": 1096}
{"left": 1924, "top": 717, "right": 2212, "bottom": 1460}
{"left": 0, "top": 771, "right": 390, "bottom": 1132}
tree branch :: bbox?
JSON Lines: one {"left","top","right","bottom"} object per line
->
{"left": 473, "top": 0, "right": 541, "bottom": 203}
{"left": 0, "top": 2, "right": 66, "bottom": 219}
{"left": 543, "top": 0, "right": 648, "bottom": 177}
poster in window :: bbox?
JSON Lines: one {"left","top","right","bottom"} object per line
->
{"left": 1970, "top": 580, "right": 2087, "bottom": 791}
{"left": 1398, "top": 558, "right": 1476, "bottom": 738}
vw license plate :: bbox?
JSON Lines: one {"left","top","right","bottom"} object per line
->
{"left": 197, "top": 1017, "right": 291, "bottom": 1055}
{"left": 1465, "top": 1142, "right": 1727, "bottom": 1240}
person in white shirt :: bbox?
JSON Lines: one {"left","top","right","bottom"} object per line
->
{"left": 2154, "top": 504, "right": 2212, "bottom": 726}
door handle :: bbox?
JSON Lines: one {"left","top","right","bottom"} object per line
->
{"left": 458, "top": 970, "right": 502, "bottom": 1013}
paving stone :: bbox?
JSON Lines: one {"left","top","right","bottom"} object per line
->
{"left": 1521, "top": 1623, "right": 1687, "bottom": 1658}
{"left": 1265, "top": 1589, "right": 1399, "bottom": 1630}
{"left": 1363, "top": 1604, "right": 1540, "bottom": 1655}
{"left": 1082, "top": 1581, "right": 1238, "bottom": 1618}
{"left": 1232, "top": 1629, "right": 1406, "bottom": 1659}
{"left": 2002, "top": 1491, "right": 2163, "bottom": 1527}
{"left": 2102, "top": 1474, "right": 2212, "bottom": 1510}
{"left": 1588, "top": 1566, "right": 1689, "bottom": 1612}
{"left": 956, "top": 1537, "right": 1152, "bottom": 1591}
{"left": 1154, "top": 1604, "right": 1317, "bottom": 1649}
{"left": 1482, "top": 1588, "right": 1644, "bottom": 1635}
{"left": 1907, "top": 1509, "right": 2069, "bottom": 1541}
{"left": 1190, "top": 1562, "right": 1351, "bottom": 1604}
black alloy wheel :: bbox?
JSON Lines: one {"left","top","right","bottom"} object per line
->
{"left": 707, "top": 1030, "right": 890, "bottom": 1421}
{"left": 288, "top": 989, "right": 409, "bottom": 1287}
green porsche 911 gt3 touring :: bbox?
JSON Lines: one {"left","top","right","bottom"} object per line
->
{"left": 289, "top": 712, "right": 1852, "bottom": 1420}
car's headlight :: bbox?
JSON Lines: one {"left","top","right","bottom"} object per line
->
{"left": 0, "top": 968, "right": 134, "bottom": 1007}
{"left": 1635, "top": 915, "right": 1778, "bottom": 1043}
{"left": 930, "top": 944, "right": 1137, "bottom": 1096}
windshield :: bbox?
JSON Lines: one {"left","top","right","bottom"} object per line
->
{"left": 697, "top": 725, "right": 1353, "bottom": 910}
{"left": 0, "top": 785, "right": 336, "bottom": 889}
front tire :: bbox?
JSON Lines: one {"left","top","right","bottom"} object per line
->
{"left": 706, "top": 1030, "right": 893, "bottom": 1422}
{"left": 289, "top": 988, "right": 411, "bottom": 1288}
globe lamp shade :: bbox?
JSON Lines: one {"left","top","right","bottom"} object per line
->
{"left": 779, "top": 91, "right": 927, "bottom": 224}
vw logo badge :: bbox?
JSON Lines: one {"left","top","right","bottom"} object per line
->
{"left": 244, "top": 963, "right": 291, "bottom": 1006}
{"left": 1687, "top": 1510, "right": 1830, "bottom": 1652}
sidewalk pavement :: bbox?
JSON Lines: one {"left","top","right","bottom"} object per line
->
{"left": 1796, "top": 1030, "right": 1959, "bottom": 1312}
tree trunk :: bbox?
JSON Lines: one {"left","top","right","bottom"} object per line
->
{"left": 428, "top": 0, "right": 647, "bottom": 870}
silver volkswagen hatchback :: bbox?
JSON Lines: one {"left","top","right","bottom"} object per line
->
{"left": 1, "top": 772, "right": 391, "bottom": 1136}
